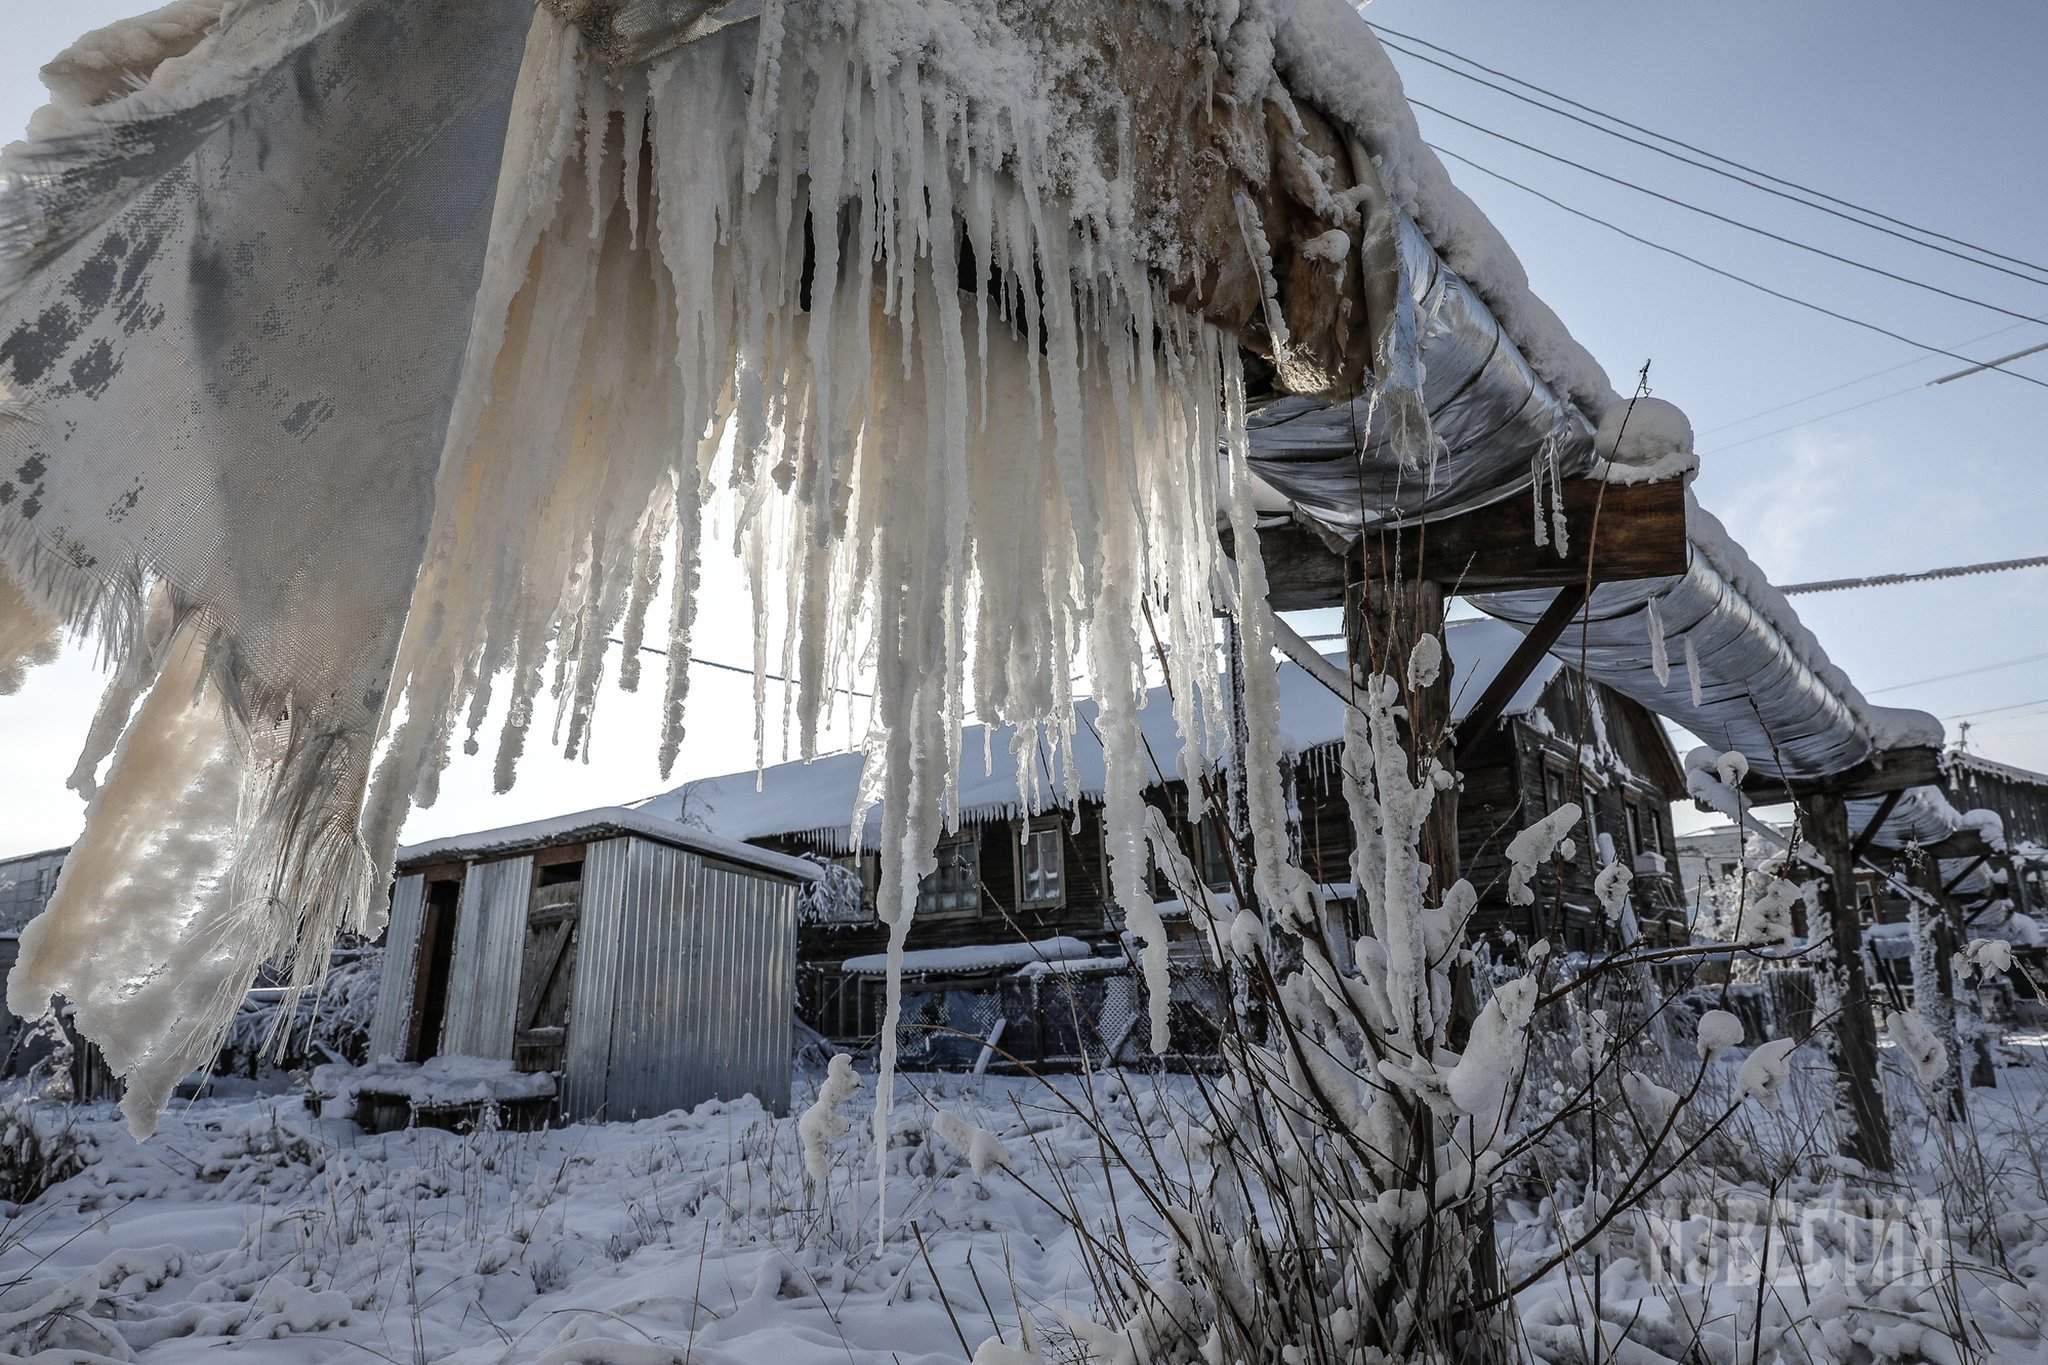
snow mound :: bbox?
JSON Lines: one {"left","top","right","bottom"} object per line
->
{"left": 1595, "top": 396, "right": 1697, "bottom": 485}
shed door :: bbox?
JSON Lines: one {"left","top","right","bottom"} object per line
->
{"left": 514, "top": 876, "right": 581, "bottom": 1075}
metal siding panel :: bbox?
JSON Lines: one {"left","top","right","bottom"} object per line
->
{"left": 439, "top": 855, "right": 531, "bottom": 1060}
{"left": 563, "top": 838, "right": 628, "bottom": 1121}
{"left": 677, "top": 852, "right": 708, "bottom": 1115}
{"left": 564, "top": 841, "right": 803, "bottom": 1124}
{"left": 369, "top": 875, "right": 428, "bottom": 1059}
{"left": 765, "top": 880, "right": 795, "bottom": 1113}
{"left": 612, "top": 840, "right": 649, "bottom": 1120}
{"left": 704, "top": 863, "right": 729, "bottom": 1113}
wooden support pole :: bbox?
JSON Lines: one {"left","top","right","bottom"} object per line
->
{"left": 1912, "top": 854, "right": 1997, "bottom": 1096}
{"left": 1798, "top": 792, "right": 1894, "bottom": 1172}
{"left": 1849, "top": 790, "right": 1904, "bottom": 862}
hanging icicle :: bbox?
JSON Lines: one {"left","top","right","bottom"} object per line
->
{"left": 1646, "top": 595, "right": 1671, "bottom": 689}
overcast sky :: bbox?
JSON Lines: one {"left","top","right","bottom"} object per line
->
{"left": 3, "top": 2, "right": 2043, "bottom": 857}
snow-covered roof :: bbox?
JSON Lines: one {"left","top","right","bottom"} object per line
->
{"left": 839, "top": 937, "right": 1096, "bottom": 978}
{"left": 395, "top": 806, "right": 819, "bottom": 882}
{"left": 639, "top": 618, "right": 1561, "bottom": 850}
{"left": 1949, "top": 751, "right": 2048, "bottom": 790}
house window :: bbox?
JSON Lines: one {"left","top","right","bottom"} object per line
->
{"left": 1195, "top": 819, "right": 1235, "bottom": 890}
{"left": 1638, "top": 804, "right": 1663, "bottom": 859}
{"left": 834, "top": 852, "right": 879, "bottom": 905}
{"left": 918, "top": 834, "right": 982, "bottom": 919}
{"left": 1543, "top": 764, "right": 1567, "bottom": 816}
{"left": 1020, "top": 827, "right": 1064, "bottom": 907}
{"left": 1625, "top": 804, "right": 1644, "bottom": 863}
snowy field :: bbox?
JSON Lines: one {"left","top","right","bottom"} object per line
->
{"left": 2, "top": 1040, "right": 2047, "bottom": 1364}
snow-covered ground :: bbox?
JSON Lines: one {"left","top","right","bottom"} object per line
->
{"left": 2, "top": 1041, "right": 2046, "bottom": 1363}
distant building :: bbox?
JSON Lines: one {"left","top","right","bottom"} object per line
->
{"left": 650, "top": 618, "right": 1690, "bottom": 1062}
{"left": 0, "top": 845, "right": 67, "bottom": 938}
{"left": 1944, "top": 750, "right": 2048, "bottom": 916}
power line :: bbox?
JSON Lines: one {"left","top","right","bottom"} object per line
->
{"left": 1946, "top": 695, "right": 2048, "bottom": 722}
{"left": 1777, "top": 553, "right": 2048, "bottom": 596}
{"left": 1428, "top": 143, "right": 2048, "bottom": 391}
{"left": 1697, "top": 321, "right": 2029, "bottom": 438}
{"left": 1699, "top": 383, "right": 1930, "bottom": 457}
{"left": 1867, "top": 650, "right": 2048, "bottom": 695}
{"left": 1374, "top": 32, "right": 2048, "bottom": 290}
{"left": 1408, "top": 96, "right": 2048, "bottom": 334}
{"left": 1365, "top": 19, "right": 2048, "bottom": 280}
{"left": 603, "top": 636, "right": 875, "bottom": 699}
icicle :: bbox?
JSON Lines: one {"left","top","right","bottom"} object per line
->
{"left": 1684, "top": 635, "right": 1703, "bottom": 709}
{"left": 1646, "top": 595, "right": 1670, "bottom": 689}
{"left": 1546, "top": 434, "right": 1568, "bottom": 556}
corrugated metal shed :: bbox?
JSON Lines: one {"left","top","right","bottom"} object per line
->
{"left": 367, "top": 808, "right": 808, "bottom": 1124}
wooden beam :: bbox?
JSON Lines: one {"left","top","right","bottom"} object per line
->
{"left": 1848, "top": 789, "right": 1904, "bottom": 861}
{"left": 1942, "top": 853, "right": 1990, "bottom": 897}
{"left": 1454, "top": 584, "right": 1587, "bottom": 770}
{"left": 1231, "top": 476, "right": 1689, "bottom": 610}
{"left": 1740, "top": 745, "right": 1945, "bottom": 802}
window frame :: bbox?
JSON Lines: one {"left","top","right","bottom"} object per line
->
{"left": 917, "top": 832, "right": 984, "bottom": 920}
{"left": 1018, "top": 824, "right": 1066, "bottom": 909}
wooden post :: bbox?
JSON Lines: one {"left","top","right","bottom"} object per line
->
{"left": 1914, "top": 854, "right": 1998, "bottom": 1094}
{"left": 1347, "top": 574, "right": 1457, "bottom": 900}
{"left": 1907, "top": 853, "right": 1971, "bottom": 1118}
{"left": 1798, "top": 792, "right": 1894, "bottom": 1172}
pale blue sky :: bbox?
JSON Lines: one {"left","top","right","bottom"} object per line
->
{"left": 2, "top": 3, "right": 2042, "bottom": 856}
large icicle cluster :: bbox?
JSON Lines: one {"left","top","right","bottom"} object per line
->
{"left": 357, "top": 9, "right": 1250, "bottom": 1214}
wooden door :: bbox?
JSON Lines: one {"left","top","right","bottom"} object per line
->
{"left": 513, "top": 879, "right": 581, "bottom": 1075}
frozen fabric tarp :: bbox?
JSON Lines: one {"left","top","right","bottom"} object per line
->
{"left": 0, "top": 0, "right": 531, "bottom": 1135}
{"left": 1245, "top": 211, "right": 1595, "bottom": 530}
{"left": 1469, "top": 497, "right": 1943, "bottom": 791}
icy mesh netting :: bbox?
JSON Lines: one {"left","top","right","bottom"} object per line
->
{"left": 0, "top": 0, "right": 533, "bottom": 1135}
{"left": 0, "top": 1, "right": 1312, "bottom": 1146}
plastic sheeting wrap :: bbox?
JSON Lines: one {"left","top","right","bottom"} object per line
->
{"left": 1246, "top": 212, "right": 1593, "bottom": 530}
{"left": 1470, "top": 498, "right": 1944, "bottom": 790}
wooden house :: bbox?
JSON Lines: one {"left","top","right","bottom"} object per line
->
{"left": 1943, "top": 751, "right": 2048, "bottom": 918}
{"left": 642, "top": 618, "right": 1688, "bottom": 1058}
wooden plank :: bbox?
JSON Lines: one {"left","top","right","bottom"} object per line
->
{"left": 1229, "top": 477, "right": 1689, "bottom": 610}
{"left": 1848, "top": 789, "right": 1904, "bottom": 861}
{"left": 1740, "top": 746, "right": 1944, "bottom": 802}
{"left": 1941, "top": 854, "right": 1990, "bottom": 897}
{"left": 1453, "top": 584, "right": 1587, "bottom": 771}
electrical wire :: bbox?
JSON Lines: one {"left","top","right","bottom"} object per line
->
{"left": 1428, "top": 143, "right": 2048, "bottom": 391}
{"left": 1946, "top": 695, "right": 2048, "bottom": 722}
{"left": 604, "top": 636, "right": 875, "bottom": 698}
{"left": 1409, "top": 96, "right": 2048, "bottom": 332}
{"left": 1365, "top": 19, "right": 2048, "bottom": 279}
{"left": 1698, "top": 322, "right": 2030, "bottom": 437}
{"left": 1699, "top": 383, "right": 1931, "bottom": 456}
{"left": 1866, "top": 650, "right": 2048, "bottom": 695}
{"left": 1777, "top": 553, "right": 2048, "bottom": 596}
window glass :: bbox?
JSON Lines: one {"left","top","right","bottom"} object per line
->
{"left": 1021, "top": 828, "right": 1064, "bottom": 906}
{"left": 918, "top": 835, "right": 982, "bottom": 918}
{"left": 1195, "top": 819, "right": 1235, "bottom": 889}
